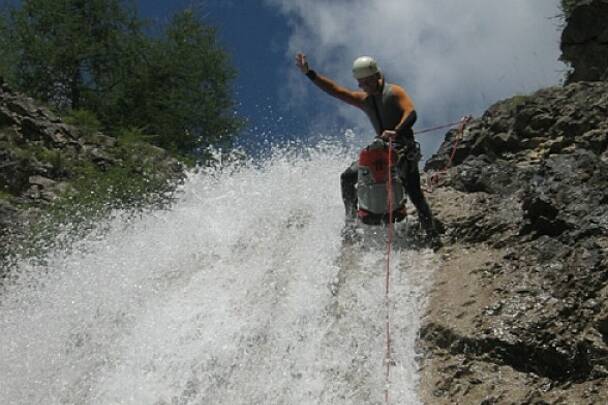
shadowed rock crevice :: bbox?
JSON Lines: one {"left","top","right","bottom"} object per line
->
{"left": 420, "top": 323, "right": 601, "bottom": 382}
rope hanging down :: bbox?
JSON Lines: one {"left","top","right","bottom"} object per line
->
{"left": 384, "top": 142, "right": 395, "bottom": 404}
{"left": 382, "top": 116, "right": 471, "bottom": 402}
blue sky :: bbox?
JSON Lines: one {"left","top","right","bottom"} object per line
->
{"left": 138, "top": 0, "right": 566, "bottom": 158}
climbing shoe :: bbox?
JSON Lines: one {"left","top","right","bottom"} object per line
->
{"left": 341, "top": 221, "right": 360, "bottom": 243}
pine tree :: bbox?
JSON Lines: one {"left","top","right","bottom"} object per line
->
{"left": 1, "top": 1, "right": 242, "bottom": 155}
{"left": 108, "top": 10, "right": 242, "bottom": 153}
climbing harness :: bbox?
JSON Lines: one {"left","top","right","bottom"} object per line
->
{"left": 405, "top": 142, "right": 422, "bottom": 163}
{"left": 395, "top": 140, "right": 422, "bottom": 177}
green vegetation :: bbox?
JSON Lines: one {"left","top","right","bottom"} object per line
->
{"left": 560, "top": 0, "right": 581, "bottom": 17}
{"left": 4, "top": 135, "right": 183, "bottom": 267}
{"left": 0, "top": 189, "right": 11, "bottom": 201}
{"left": 51, "top": 142, "right": 176, "bottom": 216}
{"left": 63, "top": 110, "right": 103, "bottom": 137}
{"left": 0, "top": 1, "right": 243, "bottom": 270}
{"left": 117, "top": 126, "right": 157, "bottom": 146}
{"left": 503, "top": 94, "right": 530, "bottom": 111}
{"left": 0, "top": 9, "right": 16, "bottom": 83}
{"left": 0, "top": 0, "right": 243, "bottom": 157}
{"left": 109, "top": 10, "right": 243, "bottom": 153}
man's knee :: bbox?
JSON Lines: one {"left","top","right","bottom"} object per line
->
{"left": 397, "top": 157, "right": 409, "bottom": 179}
{"left": 341, "top": 177, "right": 356, "bottom": 194}
{"left": 341, "top": 162, "right": 358, "bottom": 186}
{"left": 341, "top": 169, "right": 354, "bottom": 182}
{"left": 405, "top": 181, "right": 423, "bottom": 200}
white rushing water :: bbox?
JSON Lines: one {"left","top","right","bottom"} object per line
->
{"left": 0, "top": 141, "right": 438, "bottom": 404}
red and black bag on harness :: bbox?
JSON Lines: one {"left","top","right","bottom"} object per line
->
{"left": 356, "top": 139, "right": 407, "bottom": 225}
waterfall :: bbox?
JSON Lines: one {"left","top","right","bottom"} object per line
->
{"left": 0, "top": 141, "right": 437, "bottom": 404}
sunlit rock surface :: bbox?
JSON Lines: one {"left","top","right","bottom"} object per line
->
{"left": 419, "top": 70, "right": 608, "bottom": 405}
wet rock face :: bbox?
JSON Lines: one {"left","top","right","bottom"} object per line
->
{"left": 0, "top": 83, "right": 183, "bottom": 205}
{"left": 426, "top": 82, "right": 608, "bottom": 174}
{"left": 421, "top": 81, "right": 608, "bottom": 403}
{"left": 0, "top": 82, "right": 184, "bottom": 272}
{"left": 561, "top": 0, "right": 608, "bottom": 83}
{"left": 1, "top": 85, "right": 81, "bottom": 201}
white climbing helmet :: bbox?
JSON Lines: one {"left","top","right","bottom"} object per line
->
{"left": 352, "top": 56, "right": 380, "bottom": 79}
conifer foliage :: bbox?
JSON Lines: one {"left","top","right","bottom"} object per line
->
{"left": 0, "top": 0, "right": 242, "bottom": 155}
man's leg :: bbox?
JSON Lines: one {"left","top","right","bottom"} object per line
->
{"left": 340, "top": 161, "right": 358, "bottom": 219}
{"left": 404, "top": 163, "right": 440, "bottom": 239}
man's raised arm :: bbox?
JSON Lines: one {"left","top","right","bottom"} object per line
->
{"left": 295, "top": 52, "right": 365, "bottom": 109}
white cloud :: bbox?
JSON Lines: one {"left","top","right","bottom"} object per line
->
{"left": 266, "top": 0, "right": 566, "bottom": 154}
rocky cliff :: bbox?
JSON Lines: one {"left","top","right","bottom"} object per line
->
{"left": 0, "top": 77, "right": 184, "bottom": 272}
{"left": 561, "top": 0, "right": 608, "bottom": 83}
{"left": 418, "top": 2, "right": 608, "bottom": 403}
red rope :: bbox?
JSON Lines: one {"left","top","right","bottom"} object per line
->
{"left": 379, "top": 117, "right": 471, "bottom": 401}
{"left": 414, "top": 119, "right": 464, "bottom": 135}
{"left": 384, "top": 142, "right": 394, "bottom": 404}
{"left": 425, "top": 115, "right": 473, "bottom": 193}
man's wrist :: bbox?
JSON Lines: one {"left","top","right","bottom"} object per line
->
{"left": 305, "top": 69, "right": 317, "bottom": 81}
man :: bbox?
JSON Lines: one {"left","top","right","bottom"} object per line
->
{"left": 295, "top": 52, "right": 440, "bottom": 247}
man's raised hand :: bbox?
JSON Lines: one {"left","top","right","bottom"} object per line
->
{"left": 295, "top": 52, "right": 310, "bottom": 74}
